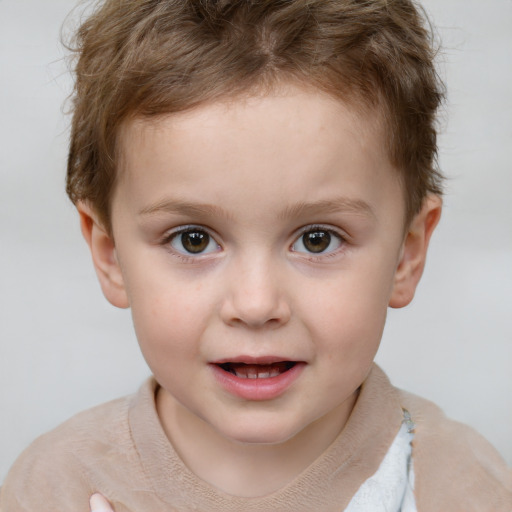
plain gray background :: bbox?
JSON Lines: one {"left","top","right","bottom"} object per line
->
{"left": 1, "top": 0, "right": 511, "bottom": 483}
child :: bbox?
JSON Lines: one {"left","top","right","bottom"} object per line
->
{"left": 1, "top": 0, "right": 511, "bottom": 510}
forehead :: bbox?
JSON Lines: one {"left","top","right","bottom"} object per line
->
{"left": 113, "top": 84, "right": 402, "bottom": 222}
{"left": 118, "top": 84, "right": 389, "bottom": 171}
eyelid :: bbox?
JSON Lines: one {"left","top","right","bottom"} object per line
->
{"left": 290, "top": 224, "right": 347, "bottom": 256}
{"left": 162, "top": 224, "right": 222, "bottom": 257}
{"left": 294, "top": 224, "right": 347, "bottom": 241}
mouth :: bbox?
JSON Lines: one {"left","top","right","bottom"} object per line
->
{"left": 210, "top": 358, "right": 305, "bottom": 400}
{"left": 217, "top": 361, "right": 297, "bottom": 379}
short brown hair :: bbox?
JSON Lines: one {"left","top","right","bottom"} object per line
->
{"left": 66, "top": 0, "right": 444, "bottom": 230}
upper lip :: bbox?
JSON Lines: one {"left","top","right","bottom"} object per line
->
{"left": 211, "top": 355, "right": 300, "bottom": 365}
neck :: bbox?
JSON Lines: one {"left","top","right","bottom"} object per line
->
{"left": 156, "top": 389, "right": 358, "bottom": 497}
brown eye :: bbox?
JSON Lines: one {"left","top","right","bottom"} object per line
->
{"left": 170, "top": 228, "right": 219, "bottom": 255}
{"left": 302, "top": 231, "right": 331, "bottom": 253}
{"left": 291, "top": 227, "right": 343, "bottom": 255}
{"left": 181, "top": 231, "right": 209, "bottom": 253}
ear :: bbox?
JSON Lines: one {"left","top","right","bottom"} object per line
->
{"left": 77, "top": 201, "right": 130, "bottom": 309}
{"left": 389, "top": 194, "right": 442, "bottom": 309}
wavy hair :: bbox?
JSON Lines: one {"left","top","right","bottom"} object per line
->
{"left": 66, "top": 0, "right": 445, "bottom": 230}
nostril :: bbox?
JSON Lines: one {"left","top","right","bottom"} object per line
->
{"left": 218, "top": 267, "right": 291, "bottom": 328}
{"left": 221, "top": 297, "right": 291, "bottom": 329}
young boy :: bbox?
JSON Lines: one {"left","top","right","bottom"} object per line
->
{"left": 1, "top": 0, "right": 511, "bottom": 511}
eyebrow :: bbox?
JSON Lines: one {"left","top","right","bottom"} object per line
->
{"left": 139, "top": 199, "right": 233, "bottom": 220}
{"left": 139, "top": 197, "right": 375, "bottom": 222}
{"left": 278, "top": 198, "right": 376, "bottom": 221}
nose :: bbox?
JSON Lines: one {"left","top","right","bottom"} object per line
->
{"left": 220, "top": 255, "right": 291, "bottom": 329}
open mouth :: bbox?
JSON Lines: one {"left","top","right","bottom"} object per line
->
{"left": 217, "top": 362, "right": 297, "bottom": 379}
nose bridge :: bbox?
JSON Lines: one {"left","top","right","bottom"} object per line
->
{"left": 221, "top": 250, "right": 290, "bottom": 328}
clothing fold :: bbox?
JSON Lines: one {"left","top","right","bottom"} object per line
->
{"left": 1, "top": 364, "right": 511, "bottom": 511}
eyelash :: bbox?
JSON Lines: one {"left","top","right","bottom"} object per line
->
{"left": 160, "top": 224, "right": 348, "bottom": 261}
{"left": 291, "top": 225, "right": 348, "bottom": 260}
{"left": 161, "top": 225, "right": 221, "bottom": 261}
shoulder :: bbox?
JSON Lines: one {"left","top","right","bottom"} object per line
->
{"left": 0, "top": 390, "right": 137, "bottom": 511}
{"left": 398, "top": 389, "right": 512, "bottom": 512}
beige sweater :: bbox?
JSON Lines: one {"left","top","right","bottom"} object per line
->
{"left": 1, "top": 365, "right": 511, "bottom": 511}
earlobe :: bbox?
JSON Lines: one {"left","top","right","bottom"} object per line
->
{"left": 389, "top": 195, "right": 442, "bottom": 309}
{"left": 77, "top": 202, "right": 130, "bottom": 309}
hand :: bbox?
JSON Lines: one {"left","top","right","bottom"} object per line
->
{"left": 90, "top": 493, "right": 114, "bottom": 512}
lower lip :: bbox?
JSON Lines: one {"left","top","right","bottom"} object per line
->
{"left": 210, "top": 363, "right": 306, "bottom": 401}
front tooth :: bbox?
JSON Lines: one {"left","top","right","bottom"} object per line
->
{"left": 232, "top": 365, "right": 281, "bottom": 379}
{"left": 247, "top": 367, "right": 258, "bottom": 379}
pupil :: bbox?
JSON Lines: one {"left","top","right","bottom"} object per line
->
{"left": 304, "top": 231, "right": 330, "bottom": 253}
{"left": 182, "top": 231, "right": 209, "bottom": 253}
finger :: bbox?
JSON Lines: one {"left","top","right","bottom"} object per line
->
{"left": 90, "top": 493, "right": 114, "bottom": 512}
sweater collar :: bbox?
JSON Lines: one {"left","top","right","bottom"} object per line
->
{"left": 129, "top": 364, "right": 404, "bottom": 511}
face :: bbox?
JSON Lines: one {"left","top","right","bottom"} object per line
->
{"left": 84, "top": 84, "right": 435, "bottom": 447}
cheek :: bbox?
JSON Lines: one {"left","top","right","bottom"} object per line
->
{"left": 130, "top": 298, "right": 204, "bottom": 395}
{"left": 315, "top": 297, "right": 387, "bottom": 357}
{"left": 301, "top": 262, "right": 393, "bottom": 353}
{"left": 128, "top": 276, "right": 209, "bottom": 364}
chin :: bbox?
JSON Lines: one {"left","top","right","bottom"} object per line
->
{"left": 216, "top": 417, "right": 302, "bottom": 446}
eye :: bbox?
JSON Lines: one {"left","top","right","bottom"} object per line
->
{"left": 168, "top": 228, "right": 220, "bottom": 255}
{"left": 291, "top": 227, "right": 343, "bottom": 255}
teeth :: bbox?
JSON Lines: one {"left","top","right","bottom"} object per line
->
{"left": 232, "top": 364, "right": 287, "bottom": 379}
{"left": 221, "top": 362, "right": 296, "bottom": 379}
{"left": 247, "top": 367, "right": 258, "bottom": 379}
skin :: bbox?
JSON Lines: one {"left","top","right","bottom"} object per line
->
{"left": 80, "top": 83, "right": 441, "bottom": 500}
{"left": 90, "top": 494, "right": 113, "bottom": 512}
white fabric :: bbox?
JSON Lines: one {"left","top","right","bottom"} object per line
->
{"left": 344, "top": 421, "right": 416, "bottom": 512}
